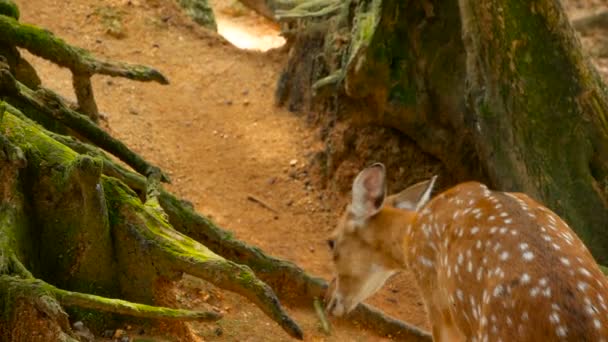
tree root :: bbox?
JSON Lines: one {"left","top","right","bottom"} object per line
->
{"left": 0, "top": 15, "right": 168, "bottom": 84}
{"left": 275, "top": 0, "right": 344, "bottom": 21}
{"left": 2, "top": 276, "right": 222, "bottom": 322}
{"left": 105, "top": 177, "right": 304, "bottom": 339}
{"left": 0, "top": 107, "right": 305, "bottom": 339}
{"left": 0, "top": 9, "right": 167, "bottom": 122}
{"left": 0, "top": 65, "right": 170, "bottom": 182}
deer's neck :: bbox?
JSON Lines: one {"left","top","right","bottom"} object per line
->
{"left": 372, "top": 207, "right": 417, "bottom": 269}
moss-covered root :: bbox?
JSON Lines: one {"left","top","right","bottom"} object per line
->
{"left": 0, "top": 276, "right": 79, "bottom": 342}
{"left": 54, "top": 286, "right": 222, "bottom": 322}
{"left": 105, "top": 178, "right": 304, "bottom": 339}
{"left": 0, "top": 68, "right": 170, "bottom": 182}
{"left": 0, "top": 14, "right": 168, "bottom": 84}
{"left": 275, "top": 0, "right": 344, "bottom": 21}
{"left": 0, "top": 276, "right": 219, "bottom": 341}
{"left": 159, "top": 191, "right": 328, "bottom": 301}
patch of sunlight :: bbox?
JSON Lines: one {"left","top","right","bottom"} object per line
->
{"left": 216, "top": 17, "right": 285, "bottom": 51}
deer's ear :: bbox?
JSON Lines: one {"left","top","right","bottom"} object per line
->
{"left": 350, "top": 163, "right": 387, "bottom": 221}
{"left": 387, "top": 176, "right": 437, "bottom": 212}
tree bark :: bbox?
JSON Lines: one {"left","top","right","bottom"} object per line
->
{"left": 277, "top": 0, "right": 608, "bottom": 263}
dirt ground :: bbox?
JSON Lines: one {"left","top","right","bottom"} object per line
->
{"left": 11, "top": 0, "right": 608, "bottom": 341}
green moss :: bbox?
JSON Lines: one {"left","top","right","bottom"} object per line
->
{"left": 177, "top": 0, "right": 217, "bottom": 31}
{"left": 0, "top": 0, "right": 19, "bottom": 20}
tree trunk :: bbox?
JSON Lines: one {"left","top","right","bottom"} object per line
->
{"left": 277, "top": 0, "right": 608, "bottom": 263}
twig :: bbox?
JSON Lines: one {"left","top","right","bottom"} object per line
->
{"left": 247, "top": 194, "right": 279, "bottom": 214}
{"left": 314, "top": 297, "right": 331, "bottom": 335}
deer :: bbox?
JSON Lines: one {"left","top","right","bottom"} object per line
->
{"left": 325, "top": 163, "right": 608, "bottom": 341}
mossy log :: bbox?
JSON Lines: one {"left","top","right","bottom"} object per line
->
{"left": 277, "top": 0, "right": 608, "bottom": 264}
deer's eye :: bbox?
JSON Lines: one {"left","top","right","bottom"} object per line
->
{"left": 327, "top": 239, "right": 335, "bottom": 250}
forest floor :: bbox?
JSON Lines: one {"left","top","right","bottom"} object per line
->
{"left": 12, "top": 0, "right": 608, "bottom": 341}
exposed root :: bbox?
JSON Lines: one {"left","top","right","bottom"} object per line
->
{"left": 0, "top": 15, "right": 168, "bottom": 84}
{"left": 55, "top": 287, "right": 222, "bottom": 322}
{"left": 275, "top": 0, "right": 344, "bottom": 21}
{"left": 0, "top": 66, "right": 170, "bottom": 182}
{"left": 105, "top": 178, "right": 304, "bottom": 339}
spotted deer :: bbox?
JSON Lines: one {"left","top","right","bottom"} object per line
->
{"left": 326, "top": 163, "right": 608, "bottom": 341}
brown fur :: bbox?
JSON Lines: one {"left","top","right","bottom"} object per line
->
{"left": 328, "top": 166, "right": 608, "bottom": 342}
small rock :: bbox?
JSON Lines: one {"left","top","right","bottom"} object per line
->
{"left": 224, "top": 100, "right": 233, "bottom": 105}
{"left": 152, "top": 43, "right": 160, "bottom": 48}
{"left": 243, "top": 100, "right": 250, "bottom": 106}
{"left": 242, "top": 89, "right": 249, "bottom": 95}
{"left": 72, "top": 321, "right": 84, "bottom": 331}
{"left": 128, "top": 108, "right": 139, "bottom": 115}
{"left": 285, "top": 199, "right": 294, "bottom": 206}
{"left": 309, "top": 246, "right": 315, "bottom": 253}
{"left": 267, "top": 177, "right": 277, "bottom": 185}
{"left": 113, "top": 329, "right": 125, "bottom": 338}
{"left": 214, "top": 327, "right": 223, "bottom": 336}
{"left": 289, "top": 159, "right": 298, "bottom": 167}
{"left": 120, "top": 336, "right": 130, "bottom": 342}
{"left": 387, "top": 298, "right": 398, "bottom": 304}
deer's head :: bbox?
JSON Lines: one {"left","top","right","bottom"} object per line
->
{"left": 325, "top": 163, "right": 436, "bottom": 316}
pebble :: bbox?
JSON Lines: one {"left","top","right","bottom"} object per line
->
{"left": 289, "top": 159, "right": 297, "bottom": 166}
{"left": 72, "top": 321, "right": 84, "bottom": 331}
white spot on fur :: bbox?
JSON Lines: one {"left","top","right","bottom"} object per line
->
{"left": 523, "top": 251, "right": 534, "bottom": 261}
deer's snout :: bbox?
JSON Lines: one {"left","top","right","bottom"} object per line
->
{"left": 325, "top": 278, "right": 353, "bottom": 316}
